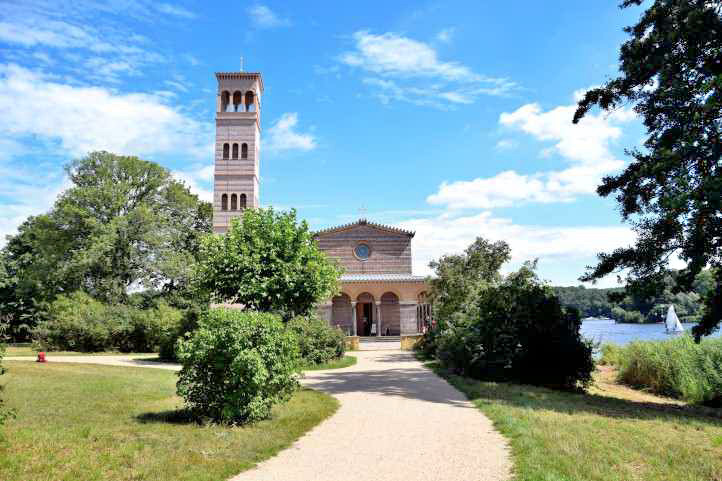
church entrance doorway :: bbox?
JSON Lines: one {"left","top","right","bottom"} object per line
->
{"left": 356, "top": 302, "right": 374, "bottom": 336}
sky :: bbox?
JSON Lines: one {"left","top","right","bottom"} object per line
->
{"left": 0, "top": 0, "right": 653, "bottom": 287}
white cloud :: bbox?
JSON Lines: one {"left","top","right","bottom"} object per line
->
{"left": 0, "top": 171, "right": 70, "bottom": 246}
{"left": 436, "top": 28, "right": 455, "bottom": 44}
{"left": 172, "top": 164, "right": 213, "bottom": 202}
{"left": 0, "top": 64, "right": 211, "bottom": 158}
{"left": 398, "top": 211, "right": 634, "bottom": 286}
{"left": 428, "top": 97, "right": 636, "bottom": 209}
{"left": 266, "top": 113, "right": 317, "bottom": 153}
{"left": 248, "top": 5, "right": 290, "bottom": 28}
{"left": 341, "top": 31, "right": 477, "bottom": 81}
{"left": 340, "top": 31, "right": 516, "bottom": 108}
{"left": 155, "top": 3, "right": 196, "bottom": 19}
{"left": 495, "top": 139, "right": 516, "bottom": 150}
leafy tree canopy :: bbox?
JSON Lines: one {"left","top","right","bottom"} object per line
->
{"left": 0, "top": 151, "right": 211, "bottom": 338}
{"left": 427, "top": 237, "right": 511, "bottom": 322}
{"left": 574, "top": 0, "right": 722, "bottom": 339}
{"left": 193, "top": 208, "right": 340, "bottom": 320}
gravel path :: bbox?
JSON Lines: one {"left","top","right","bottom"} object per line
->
{"left": 4, "top": 355, "right": 181, "bottom": 370}
{"left": 233, "top": 349, "right": 511, "bottom": 481}
{"left": 7, "top": 349, "right": 512, "bottom": 481}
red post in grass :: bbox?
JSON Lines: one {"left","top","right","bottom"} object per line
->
{"left": 37, "top": 352, "right": 46, "bottom": 363}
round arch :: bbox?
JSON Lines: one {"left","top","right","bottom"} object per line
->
{"left": 380, "top": 292, "right": 400, "bottom": 336}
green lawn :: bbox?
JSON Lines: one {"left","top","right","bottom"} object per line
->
{"left": 5, "top": 346, "right": 156, "bottom": 357}
{"left": 303, "top": 355, "right": 356, "bottom": 371}
{"left": 429, "top": 362, "right": 722, "bottom": 481}
{"left": 0, "top": 361, "right": 338, "bottom": 481}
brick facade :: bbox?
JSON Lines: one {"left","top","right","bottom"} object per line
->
{"left": 314, "top": 221, "right": 412, "bottom": 274}
{"left": 314, "top": 220, "right": 431, "bottom": 336}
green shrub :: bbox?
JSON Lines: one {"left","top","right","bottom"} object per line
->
{"left": 158, "top": 304, "right": 203, "bottom": 360}
{"left": 0, "top": 323, "right": 14, "bottom": 427}
{"left": 433, "top": 266, "right": 595, "bottom": 390}
{"left": 286, "top": 316, "right": 345, "bottom": 365}
{"left": 33, "top": 291, "right": 183, "bottom": 352}
{"left": 176, "top": 309, "right": 300, "bottom": 424}
{"left": 614, "top": 335, "right": 722, "bottom": 406}
{"left": 599, "top": 343, "right": 625, "bottom": 366}
{"left": 34, "top": 292, "right": 111, "bottom": 351}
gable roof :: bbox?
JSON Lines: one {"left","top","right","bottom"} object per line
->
{"left": 313, "top": 218, "right": 415, "bottom": 238}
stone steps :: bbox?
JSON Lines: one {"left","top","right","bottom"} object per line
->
{"left": 359, "top": 336, "right": 401, "bottom": 343}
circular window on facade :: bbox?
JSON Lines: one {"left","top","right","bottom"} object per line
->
{"left": 354, "top": 243, "right": 371, "bottom": 260}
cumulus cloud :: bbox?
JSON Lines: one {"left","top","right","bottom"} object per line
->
{"left": 248, "top": 4, "right": 290, "bottom": 28}
{"left": 172, "top": 164, "right": 213, "bottom": 202}
{"left": 398, "top": 211, "right": 635, "bottom": 285}
{"left": 340, "top": 31, "right": 516, "bottom": 108}
{"left": 0, "top": 64, "right": 211, "bottom": 158}
{"left": 428, "top": 97, "right": 636, "bottom": 209}
{"left": 265, "top": 113, "right": 317, "bottom": 153}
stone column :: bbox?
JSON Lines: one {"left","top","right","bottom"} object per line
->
{"left": 376, "top": 301, "right": 383, "bottom": 337}
{"left": 399, "top": 302, "right": 419, "bottom": 335}
{"left": 351, "top": 301, "right": 357, "bottom": 336}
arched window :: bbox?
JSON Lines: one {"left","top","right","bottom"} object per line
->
{"left": 221, "top": 91, "right": 230, "bottom": 113}
{"left": 241, "top": 143, "right": 248, "bottom": 159}
{"left": 240, "top": 193, "right": 247, "bottom": 209}
{"left": 232, "top": 143, "right": 238, "bottom": 159}
{"left": 222, "top": 143, "right": 229, "bottom": 159}
{"left": 221, "top": 193, "right": 228, "bottom": 211}
{"left": 232, "top": 91, "right": 242, "bottom": 112}
{"left": 230, "top": 193, "right": 237, "bottom": 210}
{"left": 245, "top": 91, "right": 255, "bottom": 112}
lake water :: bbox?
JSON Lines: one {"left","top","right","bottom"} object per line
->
{"left": 580, "top": 317, "right": 722, "bottom": 345}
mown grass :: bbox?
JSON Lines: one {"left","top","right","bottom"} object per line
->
{"left": 601, "top": 335, "right": 722, "bottom": 405}
{"left": 303, "top": 355, "right": 356, "bottom": 371}
{"left": 5, "top": 346, "right": 156, "bottom": 357}
{"left": 427, "top": 360, "right": 722, "bottom": 481}
{"left": 0, "top": 361, "right": 338, "bottom": 481}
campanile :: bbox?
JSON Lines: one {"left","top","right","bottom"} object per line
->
{"left": 213, "top": 70, "right": 263, "bottom": 233}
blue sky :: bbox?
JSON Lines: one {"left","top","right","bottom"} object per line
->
{"left": 0, "top": 1, "right": 652, "bottom": 286}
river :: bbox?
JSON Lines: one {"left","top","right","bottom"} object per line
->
{"left": 580, "top": 317, "right": 722, "bottom": 345}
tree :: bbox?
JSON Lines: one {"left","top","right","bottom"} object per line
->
{"left": 574, "top": 1, "right": 722, "bottom": 339}
{"left": 434, "top": 262, "right": 595, "bottom": 390}
{"left": 427, "top": 237, "right": 511, "bottom": 322}
{"left": 193, "top": 208, "right": 340, "bottom": 319}
{"left": 0, "top": 151, "right": 211, "bottom": 336}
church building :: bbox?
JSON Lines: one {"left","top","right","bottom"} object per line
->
{"left": 212, "top": 69, "right": 431, "bottom": 336}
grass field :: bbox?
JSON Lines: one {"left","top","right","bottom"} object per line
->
{"left": 429, "top": 361, "right": 722, "bottom": 481}
{"left": 303, "top": 355, "right": 356, "bottom": 371}
{"left": 5, "top": 346, "right": 156, "bottom": 357}
{"left": 0, "top": 361, "right": 338, "bottom": 481}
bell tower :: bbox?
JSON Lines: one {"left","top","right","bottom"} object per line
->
{"left": 213, "top": 69, "right": 263, "bottom": 233}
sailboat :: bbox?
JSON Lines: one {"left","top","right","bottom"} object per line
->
{"left": 665, "top": 304, "right": 685, "bottom": 334}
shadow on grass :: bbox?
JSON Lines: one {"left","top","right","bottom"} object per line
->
{"left": 136, "top": 408, "right": 198, "bottom": 425}
{"left": 422, "top": 358, "right": 722, "bottom": 424}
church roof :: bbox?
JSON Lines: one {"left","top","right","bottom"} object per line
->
{"left": 313, "top": 218, "right": 415, "bottom": 238}
{"left": 340, "top": 273, "right": 426, "bottom": 282}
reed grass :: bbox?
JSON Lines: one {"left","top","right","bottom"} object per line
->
{"left": 601, "top": 335, "right": 722, "bottom": 406}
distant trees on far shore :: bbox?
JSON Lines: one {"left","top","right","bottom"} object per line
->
{"left": 554, "top": 269, "right": 716, "bottom": 324}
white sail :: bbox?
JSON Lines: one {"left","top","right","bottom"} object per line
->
{"left": 665, "top": 304, "right": 684, "bottom": 333}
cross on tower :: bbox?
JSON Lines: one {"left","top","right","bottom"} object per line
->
{"left": 358, "top": 205, "right": 367, "bottom": 220}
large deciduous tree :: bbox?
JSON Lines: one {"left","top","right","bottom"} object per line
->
{"left": 574, "top": 0, "right": 722, "bottom": 339}
{"left": 427, "top": 237, "right": 511, "bottom": 322}
{"left": 193, "top": 208, "right": 340, "bottom": 319}
{"left": 0, "top": 151, "right": 211, "bottom": 338}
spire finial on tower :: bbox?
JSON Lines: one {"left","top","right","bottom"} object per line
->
{"left": 240, "top": 56, "right": 244, "bottom": 72}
